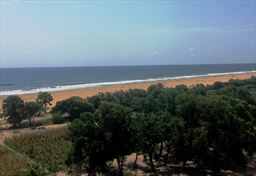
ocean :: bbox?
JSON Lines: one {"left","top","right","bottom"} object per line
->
{"left": 0, "top": 64, "right": 255, "bottom": 95}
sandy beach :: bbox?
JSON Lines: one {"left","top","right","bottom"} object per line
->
{"left": 0, "top": 72, "right": 255, "bottom": 108}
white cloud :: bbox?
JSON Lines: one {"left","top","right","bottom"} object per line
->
{"left": 188, "top": 48, "right": 195, "bottom": 52}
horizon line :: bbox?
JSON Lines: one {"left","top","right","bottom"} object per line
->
{"left": 1, "top": 62, "right": 256, "bottom": 69}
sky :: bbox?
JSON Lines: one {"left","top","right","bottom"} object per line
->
{"left": 0, "top": 0, "right": 256, "bottom": 68}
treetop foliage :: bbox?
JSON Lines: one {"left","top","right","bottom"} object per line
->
{"left": 65, "top": 76, "right": 256, "bottom": 175}
{"left": 36, "top": 92, "right": 53, "bottom": 112}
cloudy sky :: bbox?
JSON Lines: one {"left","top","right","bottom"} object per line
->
{"left": 0, "top": 0, "right": 255, "bottom": 67}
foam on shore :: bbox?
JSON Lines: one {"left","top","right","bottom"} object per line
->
{"left": 1, "top": 70, "right": 255, "bottom": 96}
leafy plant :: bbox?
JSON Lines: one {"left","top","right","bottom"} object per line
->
{"left": 51, "top": 112, "right": 65, "bottom": 124}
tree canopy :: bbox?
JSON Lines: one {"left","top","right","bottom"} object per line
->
{"left": 69, "top": 102, "right": 133, "bottom": 176}
{"left": 2, "top": 95, "right": 25, "bottom": 127}
{"left": 36, "top": 92, "right": 53, "bottom": 112}
{"left": 65, "top": 77, "right": 256, "bottom": 175}
{"left": 24, "top": 101, "right": 41, "bottom": 125}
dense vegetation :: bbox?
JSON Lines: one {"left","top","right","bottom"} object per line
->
{"left": 4, "top": 129, "right": 71, "bottom": 173}
{"left": 53, "top": 76, "right": 256, "bottom": 175}
{"left": 0, "top": 144, "right": 33, "bottom": 176}
{"left": 2, "top": 92, "right": 53, "bottom": 127}
{"left": 1, "top": 76, "right": 256, "bottom": 175}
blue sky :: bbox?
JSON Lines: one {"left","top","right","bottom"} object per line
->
{"left": 0, "top": 0, "right": 255, "bottom": 67}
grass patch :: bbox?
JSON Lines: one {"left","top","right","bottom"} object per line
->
{"left": 4, "top": 128, "right": 71, "bottom": 173}
{"left": 0, "top": 144, "right": 33, "bottom": 176}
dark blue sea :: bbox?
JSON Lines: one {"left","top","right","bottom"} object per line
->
{"left": 0, "top": 64, "right": 255, "bottom": 95}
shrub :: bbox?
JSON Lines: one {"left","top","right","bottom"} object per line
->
{"left": 51, "top": 112, "right": 65, "bottom": 124}
{"left": 23, "top": 163, "right": 49, "bottom": 176}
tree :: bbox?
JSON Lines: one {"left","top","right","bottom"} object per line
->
{"left": 69, "top": 112, "right": 104, "bottom": 175}
{"left": 24, "top": 101, "right": 41, "bottom": 125}
{"left": 193, "top": 95, "right": 252, "bottom": 173}
{"left": 190, "top": 84, "right": 206, "bottom": 95}
{"left": 53, "top": 96, "right": 94, "bottom": 120}
{"left": 130, "top": 113, "right": 162, "bottom": 174}
{"left": 66, "top": 77, "right": 256, "bottom": 175}
{"left": 99, "top": 102, "right": 133, "bottom": 176}
{"left": 2, "top": 95, "right": 25, "bottom": 127}
{"left": 36, "top": 92, "right": 53, "bottom": 112}
{"left": 51, "top": 112, "right": 65, "bottom": 124}
{"left": 175, "top": 93, "right": 199, "bottom": 167}
{"left": 160, "top": 115, "right": 185, "bottom": 165}
{"left": 69, "top": 102, "right": 133, "bottom": 176}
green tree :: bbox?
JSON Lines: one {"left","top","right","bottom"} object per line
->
{"left": 36, "top": 92, "right": 53, "bottom": 112}
{"left": 160, "top": 115, "right": 185, "bottom": 165}
{"left": 24, "top": 101, "right": 41, "bottom": 125}
{"left": 2, "top": 95, "right": 25, "bottom": 127}
{"left": 53, "top": 96, "right": 94, "bottom": 119}
{"left": 66, "top": 77, "right": 256, "bottom": 174}
{"left": 175, "top": 93, "right": 199, "bottom": 167}
{"left": 69, "top": 102, "right": 133, "bottom": 176}
{"left": 130, "top": 113, "right": 162, "bottom": 174}
{"left": 193, "top": 95, "right": 252, "bottom": 173}
{"left": 51, "top": 112, "right": 65, "bottom": 124}
{"left": 190, "top": 84, "right": 206, "bottom": 95}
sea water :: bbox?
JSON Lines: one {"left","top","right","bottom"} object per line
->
{"left": 0, "top": 64, "right": 255, "bottom": 95}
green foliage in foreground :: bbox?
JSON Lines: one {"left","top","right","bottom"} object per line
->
{"left": 2, "top": 95, "right": 25, "bottom": 127}
{"left": 66, "top": 76, "right": 256, "bottom": 175}
{"left": 51, "top": 112, "right": 65, "bottom": 124}
{"left": 4, "top": 128, "right": 72, "bottom": 173}
{"left": 69, "top": 102, "right": 133, "bottom": 175}
{"left": 23, "top": 163, "right": 50, "bottom": 176}
{"left": 0, "top": 144, "right": 32, "bottom": 176}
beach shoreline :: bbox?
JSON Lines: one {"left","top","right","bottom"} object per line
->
{"left": 0, "top": 72, "right": 255, "bottom": 107}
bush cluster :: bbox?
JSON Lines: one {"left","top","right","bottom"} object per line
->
{"left": 51, "top": 77, "right": 256, "bottom": 175}
{"left": 51, "top": 112, "right": 65, "bottom": 124}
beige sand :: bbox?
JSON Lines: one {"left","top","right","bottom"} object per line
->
{"left": 0, "top": 72, "right": 255, "bottom": 108}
